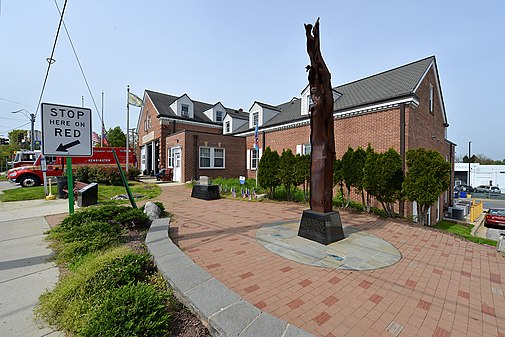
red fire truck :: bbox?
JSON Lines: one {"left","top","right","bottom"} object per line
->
{"left": 7, "top": 147, "right": 136, "bottom": 187}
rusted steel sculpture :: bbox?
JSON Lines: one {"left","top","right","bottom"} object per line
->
{"left": 305, "top": 18, "right": 335, "bottom": 213}
{"left": 298, "top": 19, "right": 344, "bottom": 245}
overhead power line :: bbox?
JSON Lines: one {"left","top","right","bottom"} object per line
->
{"left": 53, "top": 0, "right": 104, "bottom": 127}
{"left": 34, "top": 0, "right": 68, "bottom": 118}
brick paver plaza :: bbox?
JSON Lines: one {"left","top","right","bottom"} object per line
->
{"left": 157, "top": 185, "right": 505, "bottom": 337}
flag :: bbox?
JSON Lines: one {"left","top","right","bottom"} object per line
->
{"left": 128, "top": 92, "right": 143, "bottom": 107}
{"left": 254, "top": 123, "right": 259, "bottom": 150}
{"left": 92, "top": 131, "right": 100, "bottom": 145}
{"left": 102, "top": 126, "right": 110, "bottom": 146}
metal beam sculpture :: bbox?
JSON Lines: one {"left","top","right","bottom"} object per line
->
{"left": 305, "top": 18, "right": 335, "bottom": 213}
{"left": 298, "top": 19, "right": 344, "bottom": 245}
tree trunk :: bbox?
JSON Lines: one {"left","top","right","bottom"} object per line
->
{"left": 361, "top": 188, "right": 365, "bottom": 209}
{"left": 346, "top": 185, "right": 351, "bottom": 207}
{"left": 366, "top": 192, "right": 371, "bottom": 213}
{"left": 305, "top": 19, "right": 335, "bottom": 213}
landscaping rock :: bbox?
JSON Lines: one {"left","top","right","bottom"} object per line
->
{"left": 144, "top": 202, "right": 161, "bottom": 221}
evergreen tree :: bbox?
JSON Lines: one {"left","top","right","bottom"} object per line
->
{"left": 341, "top": 146, "right": 354, "bottom": 207}
{"left": 351, "top": 146, "right": 367, "bottom": 208}
{"left": 375, "top": 148, "right": 404, "bottom": 217}
{"left": 257, "top": 147, "right": 280, "bottom": 198}
{"left": 278, "top": 148, "right": 297, "bottom": 200}
{"left": 403, "top": 148, "right": 451, "bottom": 225}
{"left": 294, "top": 154, "right": 311, "bottom": 202}
{"left": 362, "top": 144, "right": 377, "bottom": 213}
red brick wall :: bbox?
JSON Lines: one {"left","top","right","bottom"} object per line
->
{"left": 138, "top": 93, "right": 222, "bottom": 173}
{"left": 166, "top": 131, "right": 246, "bottom": 182}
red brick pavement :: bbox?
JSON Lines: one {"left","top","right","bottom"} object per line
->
{"left": 157, "top": 185, "right": 505, "bottom": 337}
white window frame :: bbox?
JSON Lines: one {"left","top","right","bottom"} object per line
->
{"left": 429, "top": 83, "right": 434, "bottom": 113}
{"left": 307, "top": 95, "right": 314, "bottom": 112}
{"left": 302, "top": 143, "right": 311, "bottom": 155}
{"left": 181, "top": 104, "right": 190, "bottom": 117}
{"left": 167, "top": 148, "right": 174, "bottom": 168}
{"left": 199, "top": 146, "right": 225, "bottom": 169}
{"left": 252, "top": 112, "right": 259, "bottom": 127}
{"left": 251, "top": 148, "right": 259, "bottom": 170}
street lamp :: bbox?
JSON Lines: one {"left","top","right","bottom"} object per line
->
{"left": 468, "top": 141, "right": 472, "bottom": 187}
{"left": 11, "top": 109, "right": 36, "bottom": 151}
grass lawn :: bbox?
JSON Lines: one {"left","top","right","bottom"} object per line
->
{"left": 433, "top": 220, "right": 497, "bottom": 246}
{"left": 0, "top": 181, "right": 161, "bottom": 203}
{"left": 0, "top": 175, "right": 7, "bottom": 181}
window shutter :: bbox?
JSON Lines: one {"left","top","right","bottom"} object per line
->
{"left": 296, "top": 145, "right": 302, "bottom": 155}
{"left": 259, "top": 148, "right": 263, "bottom": 160}
{"left": 246, "top": 149, "right": 250, "bottom": 169}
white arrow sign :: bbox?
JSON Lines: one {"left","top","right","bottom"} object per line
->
{"left": 41, "top": 103, "right": 92, "bottom": 157}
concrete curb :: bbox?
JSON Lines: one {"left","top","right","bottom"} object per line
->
{"left": 146, "top": 218, "right": 315, "bottom": 337}
{"left": 470, "top": 213, "right": 486, "bottom": 238}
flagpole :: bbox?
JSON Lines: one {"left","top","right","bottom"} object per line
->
{"left": 101, "top": 91, "right": 104, "bottom": 147}
{"left": 126, "top": 85, "right": 130, "bottom": 172}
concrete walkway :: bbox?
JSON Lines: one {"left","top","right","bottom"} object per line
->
{"left": 155, "top": 184, "right": 505, "bottom": 337}
{"left": 0, "top": 199, "right": 67, "bottom": 337}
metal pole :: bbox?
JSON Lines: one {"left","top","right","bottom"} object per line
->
{"left": 30, "top": 114, "right": 35, "bottom": 151}
{"left": 468, "top": 141, "right": 472, "bottom": 187}
{"left": 126, "top": 85, "right": 130, "bottom": 172}
{"left": 101, "top": 91, "right": 104, "bottom": 147}
{"left": 67, "top": 157, "right": 74, "bottom": 214}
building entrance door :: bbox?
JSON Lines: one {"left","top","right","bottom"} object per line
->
{"left": 172, "top": 148, "right": 181, "bottom": 182}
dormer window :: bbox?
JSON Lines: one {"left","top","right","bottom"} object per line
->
{"left": 252, "top": 112, "right": 259, "bottom": 127}
{"left": 216, "top": 111, "right": 224, "bottom": 122}
{"left": 308, "top": 96, "right": 314, "bottom": 112}
{"left": 181, "top": 104, "right": 189, "bottom": 117}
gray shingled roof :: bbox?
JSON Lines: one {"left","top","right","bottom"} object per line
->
{"left": 333, "top": 56, "right": 434, "bottom": 111}
{"left": 146, "top": 90, "right": 237, "bottom": 125}
{"left": 236, "top": 56, "right": 435, "bottom": 133}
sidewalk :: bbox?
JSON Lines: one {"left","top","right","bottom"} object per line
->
{"left": 0, "top": 199, "right": 67, "bottom": 337}
{"left": 156, "top": 184, "right": 505, "bottom": 337}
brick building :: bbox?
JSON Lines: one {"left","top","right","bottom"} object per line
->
{"left": 136, "top": 56, "right": 455, "bottom": 224}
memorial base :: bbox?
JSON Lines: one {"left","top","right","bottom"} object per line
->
{"left": 191, "top": 184, "right": 220, "bottom": 200}
{"left": 298, "top": 209, "right": 345, "bottom": 245}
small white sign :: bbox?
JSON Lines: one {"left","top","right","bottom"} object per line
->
{"left": 41, "top": 103, "right": 92, "bottom": 157}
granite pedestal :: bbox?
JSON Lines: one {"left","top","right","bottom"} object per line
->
{"left": 298, "top": 209, "right": 345, "bottom": 245}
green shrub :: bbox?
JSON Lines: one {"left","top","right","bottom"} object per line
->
{"left": 36, "top": 247, "right": 159, "bottom": 334}
{"left": 82, "top": 283, "right": 171, "bottom": 337}
{"left": 48, "top": 220, "right": 123, "bottom": 265}
{"left": 114, "top": 208, "right": 149, "bottom": 229}
{"left": 126, "top": 166, "right": 141, "bottom": 181}
{"left": 88, "top": 166, "right": 122, "bottom": 186}
{"left": 75, "top": 166, "right": 92, "bottom": 183}
{"left": 59, "top": 205, "right": 132, "bottom": 230}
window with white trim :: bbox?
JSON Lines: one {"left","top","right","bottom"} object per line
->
{"left": 252, "top": 112, "right": 259, "bottom": 127}
{"left": 199, "top": 147, "right": 225, "bottom": 169}
{"left": 216, "top": 111, "right": 224, "bottom": 122}
{"left": 303, "top": 143, "right": 311, "bottom": 155}
{"left": 181, "top": 104, "right": 189, "bottom": 117}
{"left": 307, "top": 95, "right": 314, "bottom": 112}
{"left": 225, "top": 121, "right": 231, "bottom": 133}
{"left": 251, "top": 148, "right": 259, "bottom": 170}
{"left": 429, "top": 83, "right": 434, "bottom": 114}
{"left": 167, "top": 148, "right": 174, "bottom": 168}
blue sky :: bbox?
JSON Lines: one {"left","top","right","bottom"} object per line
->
{"left": 1, "top": 0, "right": 504, "bottom": 159}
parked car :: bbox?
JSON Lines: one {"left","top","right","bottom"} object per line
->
{"left": 485, "top": 209, "right": 505, "bottom": 228}
{"left": 474, "top": 185, "right": 501, "bottom": 194}
{"left": 454, "top": 185, "right": 474, "bottom": 193}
